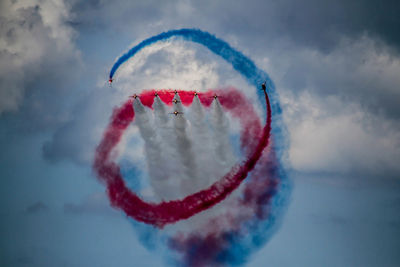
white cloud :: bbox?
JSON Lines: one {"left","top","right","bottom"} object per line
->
{"left": 253, "top": 35, "right": 400, "bottom": 177}
{"left": 283, "top": 91, "right": 400, "bottom": 177}
{"left": 39, "top": 6, "right": 400, "bottom": 180}
{"left": 115, "top": 41, "right": 220, "bottom": 93}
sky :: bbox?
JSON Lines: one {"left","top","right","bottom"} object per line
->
{"left": 0, "top": 0, "right": 400, "bottom": 266}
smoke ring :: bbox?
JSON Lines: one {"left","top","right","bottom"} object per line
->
{"left": 94, "top": 88, "right": 271, "bottom": 227}
{"left": 95, "top": 29, "right": 291, "bottom": 265}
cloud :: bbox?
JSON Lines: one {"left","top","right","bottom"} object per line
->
{"left": 68, "top": 0, "right": 400, "bottom": 53}
{"left": 38, "top": 0, "right": 400, "bottom": 180}
{"left": 63, "top": 192, "right": 119, "bottom": 216}
{"left": 186, "top": 0, "right": 400, "bottom": 53}
{"left": 266, "top": 35, "right": 400, "bottom": 119}
{"left": 42, "top": 86, "right": 122, "bottom": 165}
{"left": 0, "top": 0, "right": 81, "bottom": 131}
{"left": 42, "top": 40, "right": 257, "bottom": 165}
{"left": 256, "top": 35, "right": 400, "bottom": 177}
{"left": 25, "top": 201, "right": 49, "bottom": 214}
{"left": 284, "top": 91, "right": 400, "bottom": 177}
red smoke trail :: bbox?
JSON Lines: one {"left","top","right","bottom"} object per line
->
{"left": 93, "top": 88, "right": 271, "bottom": 228}
{"left": 177, "top": 90, "right": 196, "bottom": 106}
{"left": 140, "top": 89, "right": 210, "bottom": 107}
{"left": 168, "top": 150, "right": 279, "bottom": 267}
{"left": 217, "top": 87, "right": 263, "bottom": 154}
{"left": 94, "top": 100, "right": 134, "bottom": 184}
{"left": 139, "top": 89, "right": 156, "bottom": 108}
{"left": 156, "top": 90, "right": 175, "bottom": 105}
{"left": 168, "top": 112, "right": 277, "bottom": 266}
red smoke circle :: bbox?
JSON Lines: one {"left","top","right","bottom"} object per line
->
{"left": 93, "top": 87, "right": 271, "bottom": 228}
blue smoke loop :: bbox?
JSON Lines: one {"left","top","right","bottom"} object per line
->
{"left": 110, "top": 28, "right": 291, "bottom": 266}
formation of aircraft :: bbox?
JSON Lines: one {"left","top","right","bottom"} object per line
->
{"left": 170, "top": 110, "right": 184, "bottom": 116}
{"left": 123, "top": 84, "right": 267, "bottom": 119}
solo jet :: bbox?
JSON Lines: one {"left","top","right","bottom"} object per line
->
{"left": 130, "top": 94, "right": 139, "bottom": 99}
{"left": 261, "top": 82, "right": 267, "bottom": 91}
{"left": 170, "top": 111, "right": 184, "bottom": 116}
{"left": 172, "top": 98, "right": 181, "bottom": 104}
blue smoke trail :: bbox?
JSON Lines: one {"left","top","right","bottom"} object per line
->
{"left": 110, "top": 28, "right": 291, "bottom": 266}
{"left": 110, "top": 29, "right": 287, "bottom": 160}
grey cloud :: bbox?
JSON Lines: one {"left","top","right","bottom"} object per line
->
{"left": 187, "top": 0, "right": 400, "bottom": 52}
{"left": 250, "top": 34, "right": 400, "bottom": 177}
{"left": 42, "top": 87, "right": 123, "bottom": 165}
{"left": 68, "top": 0, "right": 400, "bottom": 52}
{"left": 36, "top": 0, "right": 400, "bottom": 179}
{"left": 65, "top": 0, "right": 400, "bottom": 118}
{"left": 269, "top": 36, "right": 400, "bottom": 119}
{"left": 1, "top": 1, "right": 400, "bottom": 266}
{"left": 63, "top": 192, "right": 119, "bottom": 216}
{"left": 309, "top": 213, "right": 350, "bottom": 225}
{"left": 0, "top": 0, "right": 82, "bottom": 131}
{"left": 25, "top": 201, "right": 49, "bottom": 214}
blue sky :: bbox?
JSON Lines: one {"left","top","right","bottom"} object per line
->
{"left": 0, "top": 0, "right": 400, "bottom": 266}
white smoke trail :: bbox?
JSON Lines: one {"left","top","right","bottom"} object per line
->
{"left": 187, "top": 96, "right": 216, "bottom": 189}
{"left": 132, "top": 93, "right": 236, "bottom": 213}
{"left": 165, "top": 96, "right": 239, "bottom": 233}
{"left": 210, "top": 98, "right": 235, "bottom": 172}
{"left": 132, "top": 98, "right": 177, "bottom": 201}
{"left": 170, "top": 94, "right": 201, "bottom": 196}
{"left": 152, "top": 96, "right": 187, "bottom": 200}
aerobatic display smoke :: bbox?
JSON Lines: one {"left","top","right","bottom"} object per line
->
{"left": 94, "top": 29, "right": 290, "bottom": 266}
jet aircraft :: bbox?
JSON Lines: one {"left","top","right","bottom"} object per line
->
{"left": 130, "top": 94, "right": 139, "bottom": 99}
{"left": 108, "top": 78, "right": 114, "bottom": 86}
{"left": 170, "top": 111, "right": 184, "bottom": 116}
{"left": 261, "top": 82, "right": 267, "bottom": 91}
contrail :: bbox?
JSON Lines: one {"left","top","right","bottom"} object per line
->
{"left": 170, "top": 93, "right": 200, "bottom": 195}
{"left": 151, "top": 96, "right": 184, "bottom": 200}
{"left": 94, "top": 88, "right": 272, "bottom": 227}
{"left": 109, "top": 29, "right": 288, "bottom": 164}
{"left": 210, "top": 97, "right": 235, "bottom": 170}
{"left": 187, "top": 95, "right": 216, "bottom": 189}
{"left": 109, "top": 29, "right": 270, "bottom": 96}
{"left": 131, "top": 98, "right": 170, "bottom": 201}
{"left": 93, "top": 88, "right": 285, "bottom": 266}
{"left": 100, "top": 28, "right": 291, "bottom": 267}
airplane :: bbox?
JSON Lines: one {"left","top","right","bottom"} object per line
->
{"left": 169, "top": 110, "right": 184, "bottom": 116}
{"left": 172, "top": 98, "right": 181, "bottom": 104}
{"left": 193, "top": 92, "right": 198, "bottom": 97}
{"left": 129, "top": 94, "right": 139, "bottom": 99}
{"left": 154, "top": 92, "right": 159, "bottom": 97}
{"left": 211, "top": 94, "right": 220, "bottom": 100}
{"left": 174, "top": 89, "right": 179, "bottom": 95}
{"left": 108, "top": 78, "right": 114, "bottom": 86}
{"left": 261, "top": 81, "right": 267, "bottom": 91}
